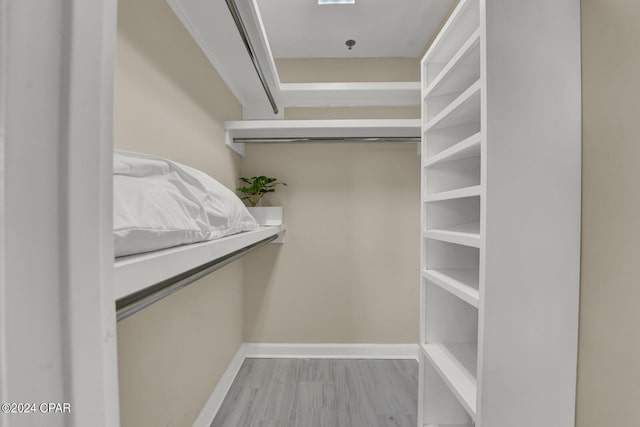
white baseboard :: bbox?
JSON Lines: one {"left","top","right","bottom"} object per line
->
{"left": 244, "top": 343, "right": 419, "bottom": 360}
{"left": 192, "top": 344, "right": 247, "bottom": 427}
{"left": 192, "top": 342, "right": 418, "bottom": 426}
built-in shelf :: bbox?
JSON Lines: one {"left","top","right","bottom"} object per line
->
{"left": 114, "top": 226, "right": 283, "bottom": 301}
{"left": 425, "top": 81, "right": 481, "bottom": 132}
{"left": 425, "top": 133, "right": 481, "bottom": 167}
{"left": 425, "top": 30, "right": 481, "bottom": 99}
{"left": 424, "top": 221, "right": 481, "bottom": 248}
{"left": 421, "top": 1, "right": 482, "bottom": 425}
{"left": 421, "top": 0, "right": 582, "bottom": 424}
{"left": 423, "top": 269, "right": 480, "bottom": 308}
{"left": 421, "top": 343, "right": 477, "bottom": 420}
{"left": 425, "top": 185, "right": 481, "bottom": 202}
{"left": 224, "top": 119, "right": 421, "bottom": 156}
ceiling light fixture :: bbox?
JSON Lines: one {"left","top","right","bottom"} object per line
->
{"left": 318, "top": 0, "right": 355, "bottom": 5}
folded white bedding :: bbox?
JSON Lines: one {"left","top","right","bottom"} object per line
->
{"left": 114, "top": 150, "right": 258, "bottom": 257}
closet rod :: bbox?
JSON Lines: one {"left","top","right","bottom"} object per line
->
{"left": 234, "top": 137, "right": 421, "bottom": 143}
{"left": 115, "top": 234, "right": 278, "bottom": 321}
{"left": 225, "top": 0, "right": 279, "bottom": 115}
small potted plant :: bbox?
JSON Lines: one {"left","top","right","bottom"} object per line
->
{"left": 237, "top": 176, "right": 287, "bottom": 226}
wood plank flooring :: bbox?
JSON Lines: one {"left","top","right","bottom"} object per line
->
{"left": 211, "top": 358, "right": 419, "bottom": 427}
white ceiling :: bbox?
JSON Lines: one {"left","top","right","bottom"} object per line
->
{"left": 255, "top": 0, "right": 454, "bottom": 59}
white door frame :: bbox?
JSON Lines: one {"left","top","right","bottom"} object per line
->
{"left": 0, "top": 0, "right": 119, "bottom": 426}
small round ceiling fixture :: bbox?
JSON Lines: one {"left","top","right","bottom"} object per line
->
{"left": 346, "top": 39, "right": 356, "bottom": 50}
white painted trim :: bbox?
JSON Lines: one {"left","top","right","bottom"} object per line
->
{"left": 244, "top": 343, "right": 420, "bottom": 360}
{"left": 63, "top": 1, "right": 121, "bottom": 424}
{"left": 192, "top": 344, "right": 248, "bottom": 427}
{"left": 0, "top": 0, "right": 8, "bottom": 422}
{"left": 1, "top": 1, "right": 119, "bottom": 425}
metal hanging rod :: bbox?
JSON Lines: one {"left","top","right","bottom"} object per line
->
{"left": 225, "top": 0, "right": 279, "bottom": 115}
{"left": 116, "top": 234, "right": 278, "bottom": 321}
{"left": 233, "top": 136, "right": 421, "bottom": 144}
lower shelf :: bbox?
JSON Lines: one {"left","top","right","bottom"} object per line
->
{"left": 423, "top": 269, "right": 480, "bottom": 308}
{"left": 424, "top": 221, "right": 481, "bottom": 248}
{"left": 421, "top": 343, "right": 477, "bottom": 420}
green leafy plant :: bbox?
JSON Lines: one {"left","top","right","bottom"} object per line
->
{"left": 237, "top": 176, "right": 287, "bottom": 207}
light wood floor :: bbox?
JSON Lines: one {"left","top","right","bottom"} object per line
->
{"left": 211, "top": 358, "right": 419, "bottom": 427}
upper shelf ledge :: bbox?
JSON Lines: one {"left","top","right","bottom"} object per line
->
{"left": 279, "top": 82, "right": 420, "bottom": 108}
{"left": 225, "top": 119, "right": 421, "bottom": 156}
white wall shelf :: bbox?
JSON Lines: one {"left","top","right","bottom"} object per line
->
{"left": 224, "top": 119, "right": 421, "bottom": 155}
{"left": 425, "top": 185, "right": 481, "bottom": 202}
{"left": 425, "top": 81, "right": 481, "bottom": 131}
{"left": 114, "top": 226, "right": 283, "bottom": 301}
{"left": 423, "top": 269, "right": 479, "bottom": 308}
{"left": 424, "top": 133, "right": 481, "bottom": 167}
{"left": 424, "top": 222, "right": 481, "bottom": 248}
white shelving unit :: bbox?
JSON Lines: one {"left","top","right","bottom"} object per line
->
{"left": 418, "top": 0, "right": 581, "bottom": 426}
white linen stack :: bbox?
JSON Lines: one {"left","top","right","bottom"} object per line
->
{"left": 113, "top": 150, "right": 258, "bottom": 257}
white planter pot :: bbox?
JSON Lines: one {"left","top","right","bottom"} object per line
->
{"left": 247, "top": 206, "right": 283, "bottom": 226}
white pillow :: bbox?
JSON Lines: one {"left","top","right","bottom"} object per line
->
{"left": 113, "top": 150, "right": 258, "bottom": 257}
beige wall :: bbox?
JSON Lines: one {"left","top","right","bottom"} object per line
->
{"left": 577, "top": 1, "right": 640, "bottom": 426}
{"left": 276, "top": 57, "right": 420, "bottom": 83}
{"left": 114, "top": 0, "right": 244, "bottom": 426}
{"left": 285, "top": 106, "right": 419, "bottom": 120}
{"left": 242, "top": 141, "right": 420, "bottom": 343}
{"left": 242, "top": 58, "right": 420, "bottom": 343}
{"left": 242, "top": 56, "right": 423, "bottom": 344}
{"left": 244, "top": 62, "right": 421, "bottom": 344}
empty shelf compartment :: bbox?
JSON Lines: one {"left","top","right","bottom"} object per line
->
{"left": 424, "top": 133, "right": 481, "bottom": 168}
{"left": 424, "top": 154, "right": 481, "bottom": 195}
{"left": 425, "top": 30, "right": 481, "bottom": 99}
{"left": 425, "top": 81, "right": 481, "bottom": 132}
{"left": 424, "top": 268, "right": 480, "bottom": 308}
{"left": 422, "top": 342, "right": 478, "bottom": 419}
